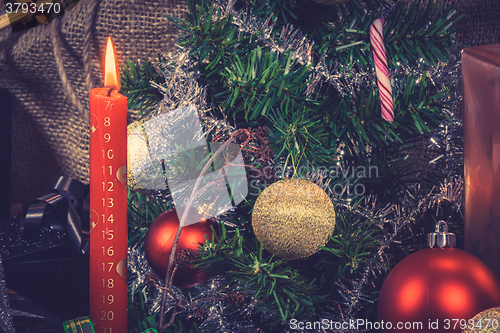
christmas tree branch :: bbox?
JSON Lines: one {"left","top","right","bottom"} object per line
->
{"left": 122, "top": 0, "right": 465, "bottom": 328}
{"left": 121, "top": 59, "right": 164, "bottom": 119}
{"left": 197, "top": 225, "right": 323, "bottom": 327}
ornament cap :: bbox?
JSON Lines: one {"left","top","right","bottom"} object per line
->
{"left": 427, "top": 220, "right": 456, "bottom": 248}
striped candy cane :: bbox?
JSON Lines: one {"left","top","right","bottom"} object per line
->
{"left": 370, "top": 18, "right": 394, "bottom": 122}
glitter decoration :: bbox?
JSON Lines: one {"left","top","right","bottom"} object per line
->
{"left": 150, "top": 46, "right": 207, "bottom": 120}
{"left": 193, "top": 276, "right": 258, "bottom": 333}
{"left": 0, "top": 260, "right": 15, "bottom": 333}
{"left": 427, "top": 55, "right": 464, "bottom": 179}
{"left": 252, "top": 178, "right": 336, "bottom": 259}
{"left": 219, "top": 1, "right": 315, "bottom": 69}
{"left": 462, "top": 307, "right": 500, "bottom": 333}
{"left": 149, "top": 45, "right": 236, "bottom": 143}
{"left": 336, "top": 267, "right": 377, "bottom": 320}
{"left": 0, "top": 218, "right": 66, "bottom": 259}
{"left": 127, "top": 239, "right": 184, "bottom": 322}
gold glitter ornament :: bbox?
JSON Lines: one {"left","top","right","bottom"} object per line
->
{"left": 252, "top": 178, "right": 336, "bottom": 259}
{"left": 462, "top": 307, "right": 500, "bottom": 333}
{"left": 127, "top": 120, "right": 147, "bottom": 190}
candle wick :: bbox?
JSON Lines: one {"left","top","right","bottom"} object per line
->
{"left": 107, "top": 88, "right": 115, "bottom": 97}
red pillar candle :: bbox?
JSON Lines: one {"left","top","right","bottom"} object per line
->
{"left": 89, "top": 36, "right": 128, "bottom": 333}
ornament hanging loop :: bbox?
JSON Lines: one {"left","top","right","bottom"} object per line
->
{"left": 427, "top": 220, "right": 456, "bottom": 248}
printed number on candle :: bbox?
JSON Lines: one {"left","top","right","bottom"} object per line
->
{"left": 104, "top": 133, "right": 111, "bottom": 143}
{"left": 102, "top": 166, "right": 113, "bottom": 175}
{"left": 102, "top": 198, "right": 114, "bottom": 207}
{"left": 102, "top": 246, "right": 114, "bottom": 256}
{"left": 101, "top": 214, "right": 114, "bottom": 223}
{"left": 102, "top": 279, "right": 114, "bottom": 289}
{"left": 100, "top": 310, "right": 115, "bottom": 320}
{"left": 102, "top": 262, "right": 114, "bottom": 272}
{"left": 102, "top": 229, "right": 114, "bottom": 240}
{"left": 102, "top": 182, "right": 114, "bottom": 191}
{"left": 103, "top": 149, "right": 115, "bottom": 159}
{"left": 103, "top": 295, "right": 114, "bottom": 304}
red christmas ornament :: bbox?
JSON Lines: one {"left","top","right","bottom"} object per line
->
{"left": 144, "top": 208, "right": 217, "bottom": 288}
{"left": 378, "top": 221, "right": 500, "bottom": 333}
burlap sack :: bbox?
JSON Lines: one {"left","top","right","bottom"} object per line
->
{"left": 1, "top": 0, "right": 499, "bottom": 204}
{"left": 0, "top": 0, "right": 187, "bottom": 204}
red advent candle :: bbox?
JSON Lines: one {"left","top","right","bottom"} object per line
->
{"left": 89, "top": 36, "right": 128, "bottom": 333}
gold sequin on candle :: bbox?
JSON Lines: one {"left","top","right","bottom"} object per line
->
{"left": 252, "top": 178, "right": 336, "bottom": 260}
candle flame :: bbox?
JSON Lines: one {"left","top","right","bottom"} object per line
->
{"left": 104, "top": 36, "right": 119, "bottom": 89}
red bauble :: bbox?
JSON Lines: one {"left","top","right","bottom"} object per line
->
{"left": 378, "top": 247, "right": 500, "bottom": 333}
{"left": 144, "top": 208, "right": 217, "bottom": 288}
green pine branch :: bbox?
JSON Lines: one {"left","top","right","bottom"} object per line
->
{"left": 384, "top": 1, "right": 463, "bottom": 67}
{"left": 266, "top": 99, "right": 333, "bottom": 172}
{"left": 120, "top": 0, "right": 465, "bottom": 331}
{"left": 326, "top": 73, "right": 450, "bottom": 161}
{"left": 317, "top": 197, "right": 389, "bottom": 284}
{"left": 314, "top": 1, "right": 461, "bottom": 68}
{"left": 238, "top": 0, "right": 391, "bottom": 29}
{"left": 121, "top": 59, "right": 164, "bottom": 119}
{"left": 196, "top": 224, "right": 324, "bottom": 327}
{"left": 218, "top": 47, "right": 311, "bottom": 122}
{"left": 120, "top": 0, "right": 460, "bottom": 187}
{"left": 168, "top": 0, "right": 245, "bottom": 80}
{"left": 128, "top": 190, "right": 173, "bottom": 248}
{"left": 128, "top": 285, "right": 161, "bottom": 333}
